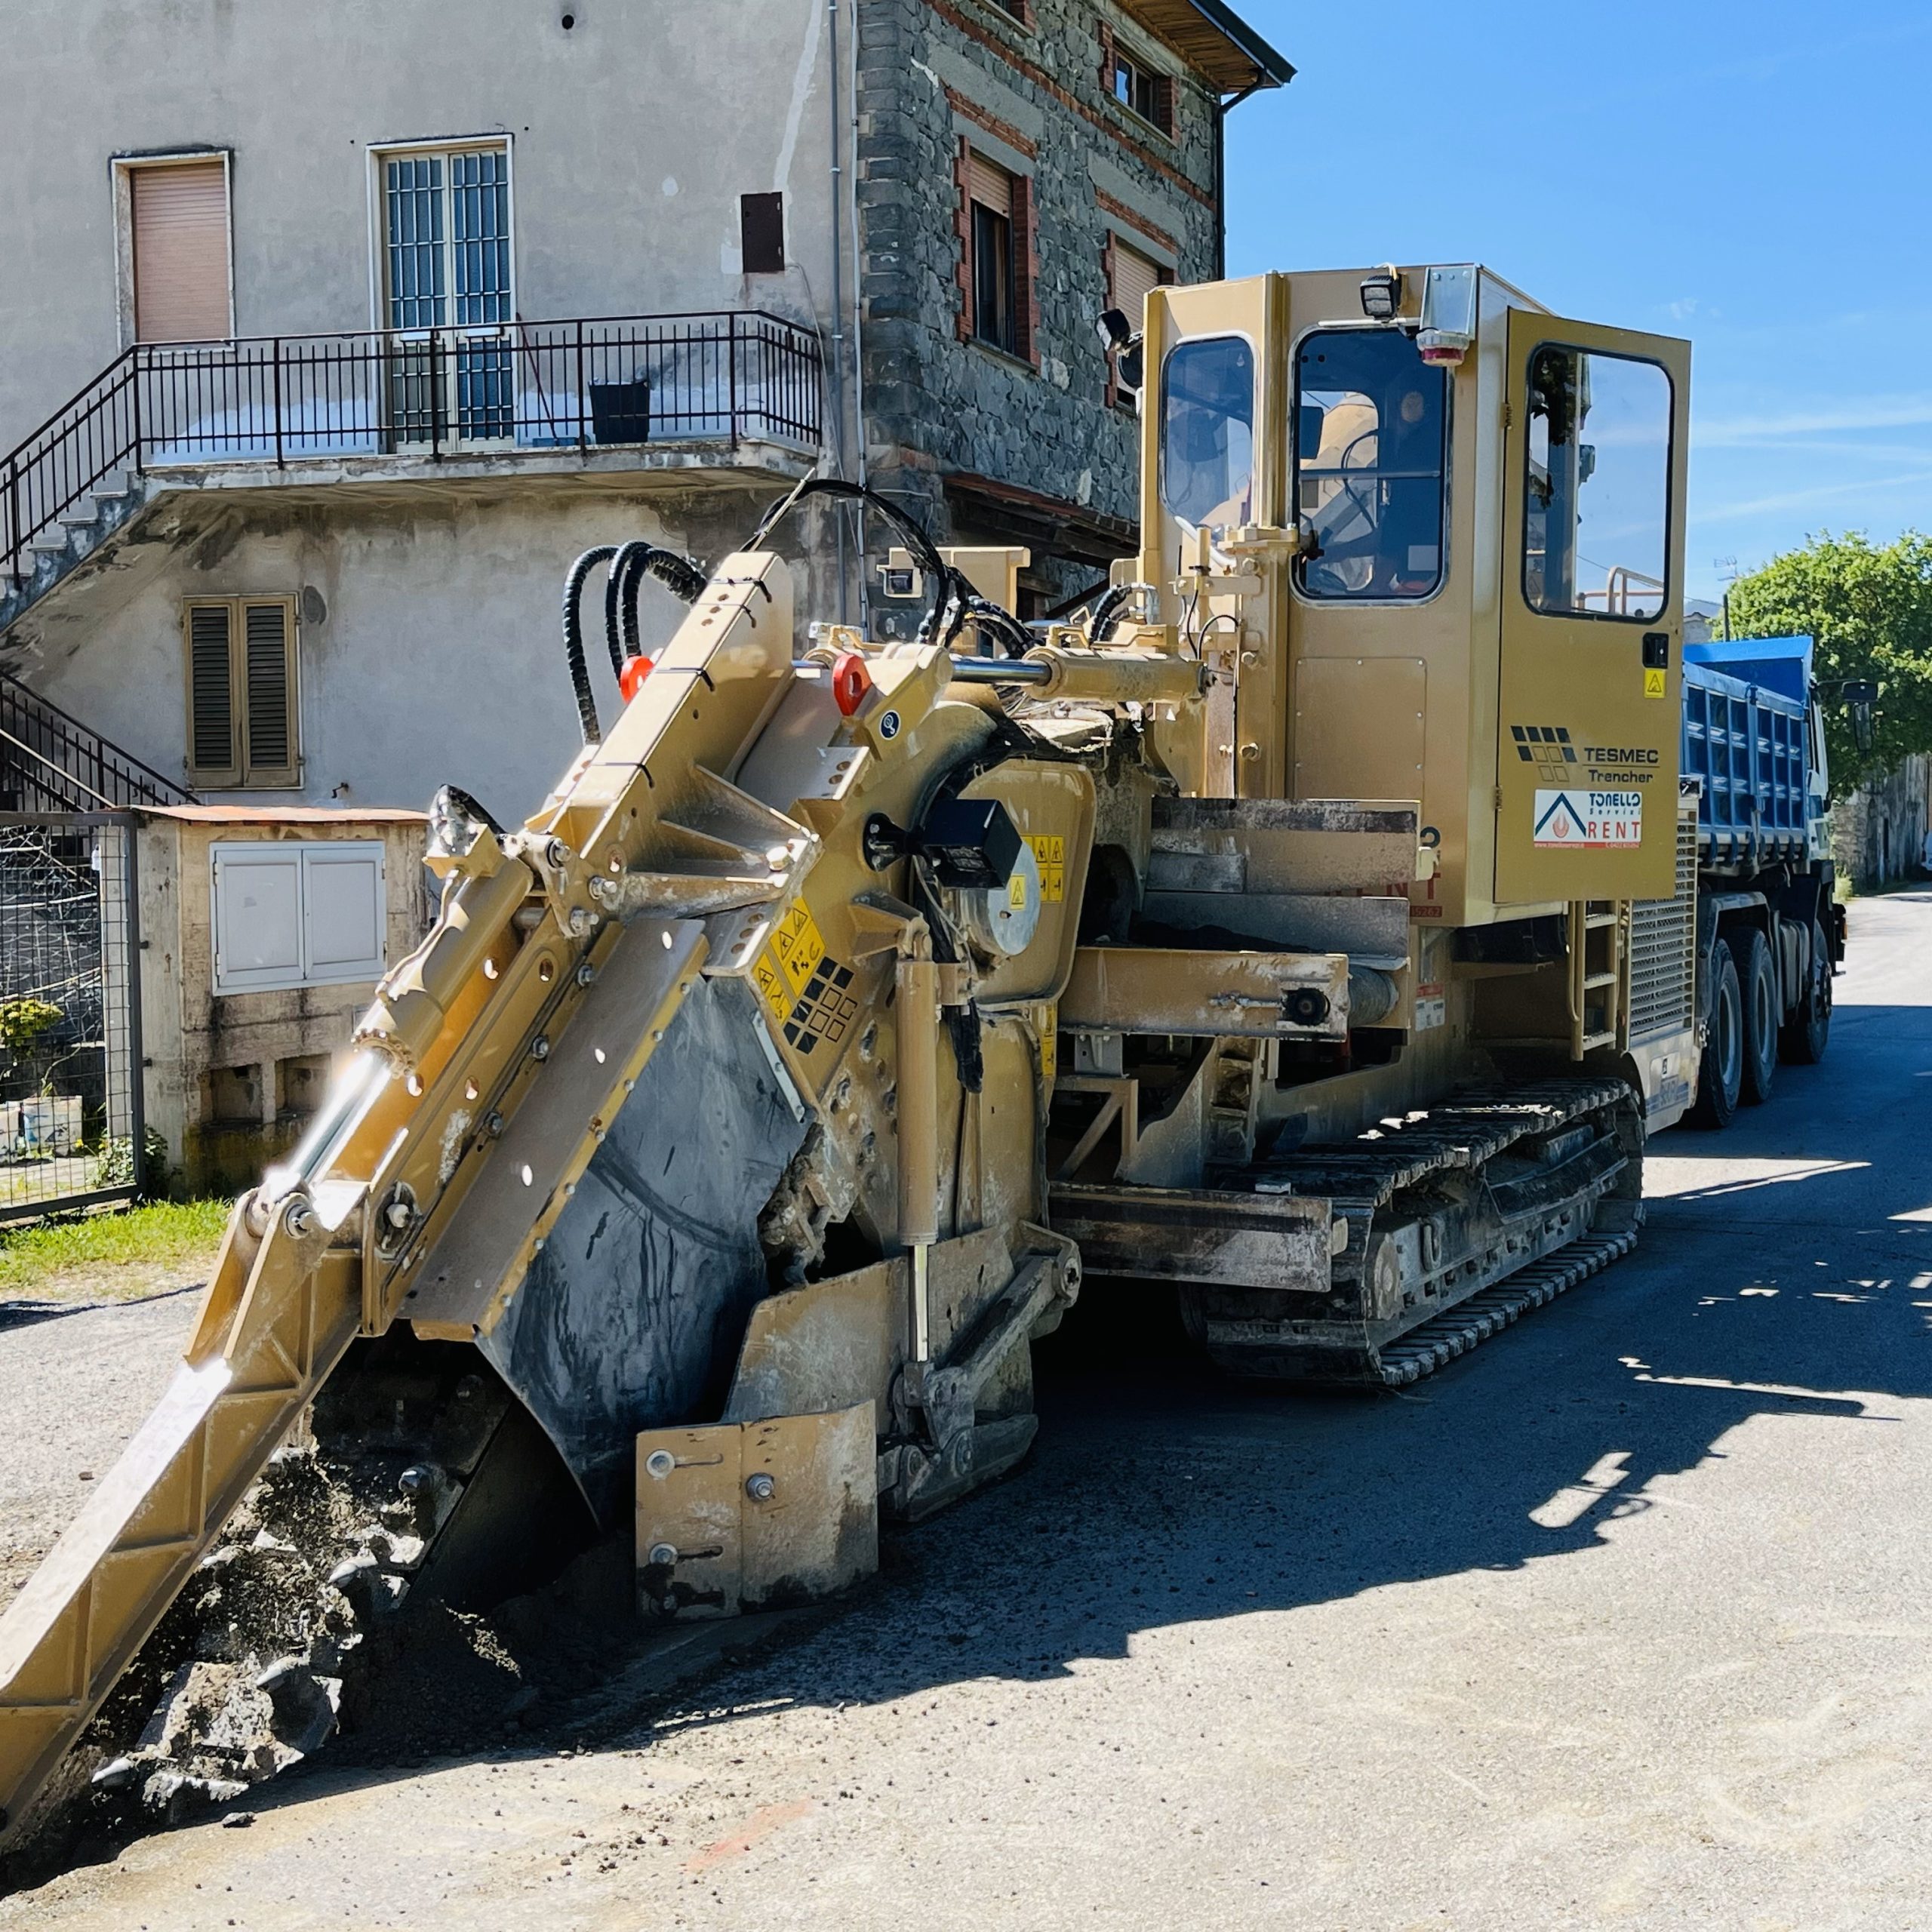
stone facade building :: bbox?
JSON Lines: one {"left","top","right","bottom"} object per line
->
{"left": 855, "top": 0, "right": 1286, "bottom": 614}
{"left": 1831, "top": 753, "right": 1931, "bottom": 891}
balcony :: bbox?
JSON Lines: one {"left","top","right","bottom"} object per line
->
{"left": 2, "top": 311, "right": 824, "bottom": 626}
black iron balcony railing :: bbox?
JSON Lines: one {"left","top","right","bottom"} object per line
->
{"left": 0, "top": 671, "right": 194, "bottom": 811}
{"left": 2, "top": 310, "right": 824, "bottom": 589}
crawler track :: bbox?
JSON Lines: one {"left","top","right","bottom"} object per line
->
{"left": 1193, "top": 1074, "right": 1644, "bottom": 1384}
{"left": 1373, "top": 1224, "right": 1638, "bottom": 1386}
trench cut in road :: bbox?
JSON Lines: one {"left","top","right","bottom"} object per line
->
{"left": 4, "top": 891, "right": 1930, "bottom": 1928}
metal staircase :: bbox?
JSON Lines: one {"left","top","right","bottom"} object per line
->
{"left": 0, "top": 671, "right": 192, "bottom": 811}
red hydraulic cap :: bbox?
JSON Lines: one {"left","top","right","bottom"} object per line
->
{"left": 831, "top": 649, "right": 872, "bottom": 718}
{"left": 619, "top": 654, "right": 654, "bottom": 702}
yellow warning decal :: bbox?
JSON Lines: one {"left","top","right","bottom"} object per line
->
{"left": 752, "top": 947, "right": 792, "bottom": 1023}
{"left": 1038, "top": 1006, "right": 1057, "bottom": 1084}
{"left": 1028, "top": 834, "right": 1065, "bottom": 903}
{"left": 1643, "top": 666, "right": 1666, "bottom": 699}
{"left": 771, "top": 898, "right": 826, "bottom": 995}
{"left": 1008, "top": 872, "right": 1028, "bottom": 909}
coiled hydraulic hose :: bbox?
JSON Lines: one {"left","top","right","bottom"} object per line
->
{"left": 605, "top": 541, "right": 710, "bottom": 677}
{"left": 749, "top": 476, "right": 952, "bottom": 641}
{"left": 1083, "top": 580, "right": 1153, "bottom": 644}
{"left": 561, "top": 544, "right": 619, "bottom": 744}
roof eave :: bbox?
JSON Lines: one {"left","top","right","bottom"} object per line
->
{"left": 1115, "top": 0, "right": 1295, "bottom": 94}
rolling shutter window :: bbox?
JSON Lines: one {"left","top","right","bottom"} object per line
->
{"left": 183, "top": 598, "right": 300, "bottom": 788}
{"left": 967, "top": 152, "right": 1024, "bottom": 355}
{"left": 1109, "top": 241, "right": 1166, "bottom": 329}
{"left": 131, "top": 162, "right": 231, "bottom": 343}
{"left": 968, "top": 152, "right": 1012, "bottom": 214}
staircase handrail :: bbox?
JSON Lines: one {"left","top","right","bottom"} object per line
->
{"left": 3, "top": 310, "right": 825, "bottom": 589}
{"left": 0, "top": 669, "right": 195, "bottom": 809}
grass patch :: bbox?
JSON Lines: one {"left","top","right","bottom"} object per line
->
{"left": 0, "top": 1198, "right": 232, "bottom": 1305}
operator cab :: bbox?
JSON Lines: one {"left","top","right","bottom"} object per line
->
{"left": 1127, "top": 263, "right": 1691, "bottom": 918}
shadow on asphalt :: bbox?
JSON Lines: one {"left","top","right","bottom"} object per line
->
{"left": 632, "top": 993, "right": 1931, "bottom": 1733}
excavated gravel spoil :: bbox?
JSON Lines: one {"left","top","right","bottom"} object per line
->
{"left": 0, "top": 1439, "right": 661, "bottom": 1894}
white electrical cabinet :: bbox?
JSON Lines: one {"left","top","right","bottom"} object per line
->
{"left": 211, "top": 841, "right": 386, "bottom": 995}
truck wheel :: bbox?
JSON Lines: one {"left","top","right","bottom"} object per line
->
{"left": 1737, "top": 928, "right": 1778, "bottom": 1105}
{"left": 1690, "top": 938, "right": 1743, "bottom": 1129}
{"left": 1779, "top": 918, "right": 1832, "bottom": 1065}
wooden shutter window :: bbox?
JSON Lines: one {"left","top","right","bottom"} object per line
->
{"left": 1151, "top": 75, "right": 1175, "bottom": 137}
{"left": 243, "top": 601, "right": 297, "bottom": 783}
{"left": 131, "top": 162, "right": 231, "bottom": 343}
{"left": 187, "top": 602, "right": 238, "bottom": 782}
{"left": 184, "top": 598, "right": 299, "bottom": 788}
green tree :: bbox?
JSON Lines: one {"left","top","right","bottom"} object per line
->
{"left": 1722, "top": 530, "right": 1932, "bottom": 789}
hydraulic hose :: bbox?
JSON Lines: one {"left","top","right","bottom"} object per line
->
{"left": 956, "top": 589, "right": 1034, "bottom": 660}
{"left": 561, "top": 544, "right": 618, "bottom": 745}
{"left": 605, "top": 541, "right": 654, "bottom": 678}
{"left": 750, "top": 476, "right": 950, "bottom": 641}
{"left": 1083, "top": 580, "right": 1152, "bottom": 643}
{"left": 605, "top": 541, "right": 711, "bottom": 678}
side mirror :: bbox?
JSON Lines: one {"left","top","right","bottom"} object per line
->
{"left": 1097, "top": 308, "right": 1143, "bottom": 398}
{"left": 1839, "top": 677, "right": 1878, "bottom": 755}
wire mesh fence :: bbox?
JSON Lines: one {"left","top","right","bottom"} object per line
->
{"left": 0, "top": 814, "right": 142, "bottom": 1222}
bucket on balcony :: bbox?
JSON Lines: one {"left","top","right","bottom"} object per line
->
{"left": 589, "top": 378, "right": 652, "bottom": 445}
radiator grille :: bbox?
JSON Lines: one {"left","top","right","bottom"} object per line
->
{"left": 1629, "top": 796, "right": 1698, "bottom": 1041}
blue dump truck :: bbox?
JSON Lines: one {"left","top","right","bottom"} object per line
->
{"left": 1678, "top": 634, "right": 1844, "bottom": 1128}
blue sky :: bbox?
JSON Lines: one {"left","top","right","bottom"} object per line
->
{"left": 1223, "top": 0, "right": 1932, "bottom": 604}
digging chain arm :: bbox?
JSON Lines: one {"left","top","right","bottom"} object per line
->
{"left": 0, "top": 555, "right": 804, "bottom": 1844}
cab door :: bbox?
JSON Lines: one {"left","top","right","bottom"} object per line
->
{"left": 1494, "top": 309, "right": 1690, "bottom": 904}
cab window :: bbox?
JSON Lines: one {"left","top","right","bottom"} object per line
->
{"left": 1524, "top": 346, "right": 1671, "bottom": 621}
{"left": 1295, "top": 329, "right": 1447, "bottom": 601}
{"left": 1159, "top": 336, "right": 1254, "bottom": 532}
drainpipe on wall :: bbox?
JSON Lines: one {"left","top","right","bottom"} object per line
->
{"left": 827, "top": 0, "right": 850, "bottom": 622}
{"left": 848, "top": 0, "right": 869, "bottom": 634}
{"left": 1215, "top": 80, "right": 1264, "bottom": 281}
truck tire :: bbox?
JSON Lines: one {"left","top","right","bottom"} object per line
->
{"left": 1780, "top": 917, "right": 1832, "bottom": 1065}
{"left": 1737, "top": 928, "right": 1778, "bottom": 1105}
{"left": 1691, "top": 938, "right": 1743, "bottom": 1129}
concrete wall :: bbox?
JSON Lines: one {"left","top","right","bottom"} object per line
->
{"left": 16, "top": 481, "right": 786, "bottom": 812}
{"left": 136, "top": 806, "right": 429, "bottom": 1193}
{"left": 0, "top": 0, "right": 846, "bottom": 460}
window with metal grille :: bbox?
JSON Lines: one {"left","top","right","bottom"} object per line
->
{"left": 183, "top": 598, "right": 300, "bottom": 789}
{"left": 984, "top": 0, "right": 1029, "bottom": 20}
{"left": 377, "top": 143, "right": 513, "bottom": 443}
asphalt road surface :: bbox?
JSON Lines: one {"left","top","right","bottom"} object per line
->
{"left": 5, "top": 890, "right": 1930, "bottom": 1930}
